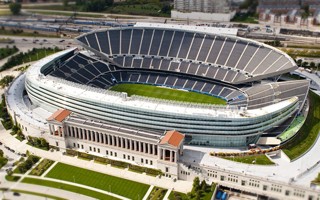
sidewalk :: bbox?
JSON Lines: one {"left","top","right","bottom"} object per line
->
{"left": 3, "top": 182, "right": 97, "bottom": 200}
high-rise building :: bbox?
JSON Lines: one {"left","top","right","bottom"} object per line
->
{"left": 258, "top": 0, "right": 320, "bottom": 13}
{"left": 172, "top": 0, "right": 235, "bottom": 21}
{"left": 174, "top": 0, "right": 231, "bottom": 13}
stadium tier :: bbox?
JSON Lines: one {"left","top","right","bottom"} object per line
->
{"left": 76, "top": 26, "right": 296, "bottom": 84}
{"left": 25, "top": 24, "right": 309, "bottom": 147}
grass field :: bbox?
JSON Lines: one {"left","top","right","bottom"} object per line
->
{"left": 223, "top": 154, "right": 275, "bottom": 165}
{"left": 22, "top": 178, "right": 119, "bottom": 200}
{"left": 110, "top": 84, "right": 227, "bottom": 105}
{"left": 45, "top": 163, "right": 149, "bottom": 200}
{"left": 283, "top": 91, "right": 320, "bottom": 160}
{"left": 12, "top": 189, "right": 66, "bottom": 200}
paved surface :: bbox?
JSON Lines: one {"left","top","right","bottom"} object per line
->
{"left": 181, "top": 133, "right": 320, "bottom": 188}
{"left": 142, "top": 185, "right": 154, "bottom": 200}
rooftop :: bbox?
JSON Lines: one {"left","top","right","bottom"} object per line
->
{"left": 160, "top": 130, "right": 185, "bottom": 148}
{"left": 47, "top": 109, "right": 71, "bottom": 122}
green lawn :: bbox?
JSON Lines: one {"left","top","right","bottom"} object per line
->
{"left": 110, "top": 84, "right": 227, "bottom": 105}
{"left": 5, "top": 175, "right": 20, "bottom": 182}
{"left": 223, "top": 154, "right": 275, "bottom": 165}
{"left": 283, "top": 91, "right": 320, "bottom": 160}
{"left": 22, "top": 178, "right": 119, "bottom": 200}
{"left": 11, "top": 189, "right": 66, "bottom": 200}
{"left": 45, "top": 163, "right": 149, "bottom": 200}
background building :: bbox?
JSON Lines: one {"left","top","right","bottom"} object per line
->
{"left": 258, "top": 0, "right": 320, "bottom": 13}
{"left": 172, "top": 0, "right": 236, "bottom": 22}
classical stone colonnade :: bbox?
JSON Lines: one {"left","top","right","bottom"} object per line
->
{"left": 49, "top": 123, "right": 178, "bottom": 163}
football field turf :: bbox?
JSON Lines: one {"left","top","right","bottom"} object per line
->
{"left": 110, "top": 83, "right": 227, "bottom": 105}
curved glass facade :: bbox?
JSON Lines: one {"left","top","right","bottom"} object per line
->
{"left": 25, "top": 74, "right": 299, "bottom": 147}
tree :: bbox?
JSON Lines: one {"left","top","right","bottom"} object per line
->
{"left": 200, "top": 180, "right": 207, "bottom": 191}
{"left": 310, "top": 62, "right": 316, "bottom": 69}
{"left": 302, "top": 62, "right": 309, "bottom": 67}
{"left": 63, "top": 0, "right": 69, "bottom": 7}
{"left": 296, "top": 59, "right": 302, "bottom": 67}
{"left": 192, "top": 177, "right": 200, "bottom": 193}
{"left": 0, "top": 75, "right": 14, "bottom": 88}
{"left": 0, "top": 149, "right": 3, "bottom": 157}
{"left": 9, "top": 3, "right": 21, "bottom": 15}
{"left": 161, "top": 3, "right": 171, "bottom": 14}
{"left": 85, "top": 0, "right": 106, "bottom": 12}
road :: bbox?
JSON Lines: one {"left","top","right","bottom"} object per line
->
{"left": 0, "top": 36, "right": 79, "bottom": 53}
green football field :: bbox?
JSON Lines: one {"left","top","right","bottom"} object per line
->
{"left": 45, "top": 163, "right": 149, "bottom": 200}
{"left": 110, "top": 83, "right": 227, "bottom": 105}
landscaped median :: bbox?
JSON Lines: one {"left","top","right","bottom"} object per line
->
{"left": 45, "top": 162, "right": 150, "bottom": 200}
{"left": 282, "top": 90, "right": 320, "bottom": 160}
{"left": 222, "top": 154, "right": 275, "bottom": 165}
{"left": 21, "top": 178, "right": 119, "bottom": 200}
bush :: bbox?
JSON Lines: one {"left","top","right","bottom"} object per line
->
{"left": 66, "top": 149, "right": 78, "bottom": 156}
{"left": 94, "top": 156, "right": 110, "bottom": 164}
{"left": 27, "top": 136, "right": 49, "bottom": 150}
{"left": 78, "top": 152, "right": 94, "bottom": 160}
{"left": 110, "top": 160, "right": 129, "bottom": 168}
{"left": 0, "top": 75, "right": 14, "bottom": 88}
{"left": 15, "top": 155, "right": 40, "bottom": 174}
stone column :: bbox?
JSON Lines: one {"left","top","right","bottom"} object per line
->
{"left": 158, "top": 148, "right": 162, "bottom": 160}
{"left": 125, "top": 138, "right": 128, "bottom": 149}
{"left": 174, "top": 151, "right": 177, "bottom": 162}
{"left": 91, "top": 131, "right": 95, "bottom": 142}
{"left": 115, "top": 136, "right": 118, "bottom": 147}
{"left": 170, "top": 150, "right": 173, "bottom": 162}
{"left": 149, "top": 144, "right": 153, "bottom": 155}
{"left": 120, "top": 137, "right": 123, "bottom": 148}
{"left": 145, "top": 143, "right": 148, "bottom": 154}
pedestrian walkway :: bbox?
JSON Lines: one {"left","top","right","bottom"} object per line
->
{"left": 142, "top": 185, "right": 154, "bottom": 200}
{"left": 163, "top": 188, "right": 172, "bottom": 200}
{"left": 4, "top": 182, "right": 97, "bottom": 200}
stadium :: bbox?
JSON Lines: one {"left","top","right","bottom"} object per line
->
{"left": 24, "top": 23, "right": 309, "bottom": 147}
